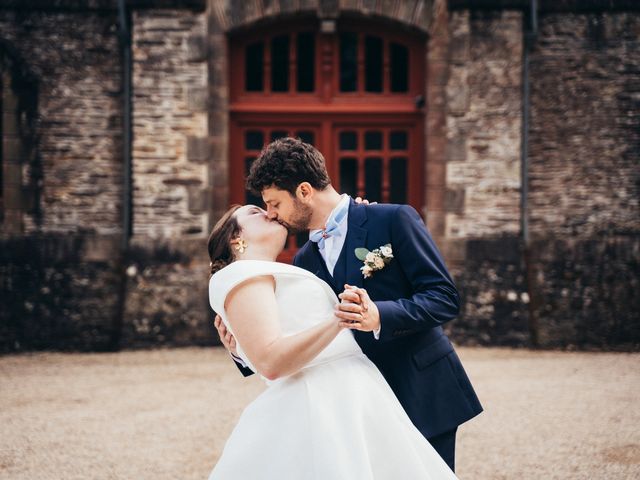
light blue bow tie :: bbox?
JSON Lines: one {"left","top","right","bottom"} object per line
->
{"left": 310, "top": 200, "right": 349, "bottom": 249}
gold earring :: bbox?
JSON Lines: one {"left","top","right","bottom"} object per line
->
{"left": 234, "top": 239, "right": 248, "bottom": 253}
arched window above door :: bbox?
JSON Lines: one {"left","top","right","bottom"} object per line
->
{"left": 230, "top": 19, "right": 425, "bottom": 106}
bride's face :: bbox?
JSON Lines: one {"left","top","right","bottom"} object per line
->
{"left": 234, "top": 205, "right": 288, "bottom": 251}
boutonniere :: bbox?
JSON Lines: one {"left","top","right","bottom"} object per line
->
{"left": 355, "top": 243, "right": 393, "bottom": 278}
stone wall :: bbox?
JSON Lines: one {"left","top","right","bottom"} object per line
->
{"left": 1, "top": 2, "right": 638, "bottom": 352}
{"left": 445, "top": 9, "right": 523, "bottom": 239}
{"left": 119, "top": 238, "right": 216, "bottom": 348}
{"left": 0, "top": 235, "right": 121, "bottom": 352}
{"left": 448, "top": 235, "right": 640, "bottom": 350}
{"left": 445, "top": 9, "right": 640, "bottom": 350}
{"left": 132, "top": 9, "right": 209, "bottom": 238}
{"left": 528, "top": 12, "right": 639, "bottom": 238}
{"left": 0, "top": 10, "right": 123, "bottom": 234}
{"left": 0, "top": 5, "right": 214, "bottom": 353}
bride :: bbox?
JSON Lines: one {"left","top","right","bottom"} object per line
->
{"left": 207, "top": 204, "right": 458, "bottom": 479}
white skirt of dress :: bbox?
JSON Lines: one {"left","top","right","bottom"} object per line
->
{"left": 208, "top": 353, "right": 458, "bottom": 480}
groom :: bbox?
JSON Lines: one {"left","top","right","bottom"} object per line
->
{"left": 216, "top": 137, "right": 482, "bottom": 471}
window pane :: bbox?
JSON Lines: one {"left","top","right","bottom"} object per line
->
{"left": 297, "top": 32, "right": 315, "bottom": 92}
{"left": 390, "top": 157, "right": 407, "bottom": 204}
{"left": 389, "top": 131, "right": 407, "bottom": 150}
{"left": 340, "top": 33, "right": 358, "bottom": 92}
{"left": 339, "top": 131, "right": 357, "bottom": 150}
{"left": 365, "top": 157, "right": 382, "bottom": 203}
{"left": 390, "top": 43, "right": 408, "bottom": 92}
{"left": 246, "top": 42, "right": 264, "bottom": 91}
{"left": 271, "top": 35, "right": 289, "bottom": 92}
{"left": 364, "top": 131, "right": 382, "bottom": 150}
{"left": 245, "top": 131, "right": 264, "bottom": 150}
{"left": 271, "top": 130, "right": 288, "bottom": 142}
{"left": 296, "top": 131, "right": 314, "bottom": 145}
{"left": 245, "top": 157, "right": 264, "bottom": 205}
{"left": 340, "top": 158, "right": 358, "bottom": 197}
{"left": 365, "top": 36, "right": 383, "bottom": 92}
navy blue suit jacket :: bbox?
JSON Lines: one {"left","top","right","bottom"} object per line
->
{"left": 293, "top": 199, "right": 482, "bottom": 438}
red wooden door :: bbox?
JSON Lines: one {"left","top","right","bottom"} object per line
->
{"left": 228, "top": 20, "right": 425, "bottom": 262}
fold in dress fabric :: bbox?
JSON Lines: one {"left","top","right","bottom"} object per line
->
{"left": 208, "top": 260, "right": 458, "bottom": 480}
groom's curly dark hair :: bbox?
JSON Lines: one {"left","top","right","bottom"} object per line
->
{"left": 246, "top": 137, "right": 331, "bottom": 196}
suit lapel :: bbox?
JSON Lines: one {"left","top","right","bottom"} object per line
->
{"left": 336, "top": 199, "right": 368, "bottom": 289}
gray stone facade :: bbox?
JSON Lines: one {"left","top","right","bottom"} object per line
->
{"left": 132, "top": 9, "right": 209, "bottom": 238}
{"left": 1, "top": 0, "right": 638, "bottom": 352}
{"left": 0, "top": 10, "right": 123, "bottom": 235}
{"left": 445, "top": 9, "right": 523, "bottom": 239}
{"left": 529, "top": 12, "right": 639, "bottom": 238}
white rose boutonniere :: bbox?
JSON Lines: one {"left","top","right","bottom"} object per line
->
{"left": 355, "top": 243, "right": 393, "bottom": 278}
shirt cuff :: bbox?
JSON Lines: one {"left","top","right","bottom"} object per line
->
{"left": 372, "top": 326, "right": 381, "bottom": 340}
{"left": 230, "top": 351, "right": 248, "bottom": 368}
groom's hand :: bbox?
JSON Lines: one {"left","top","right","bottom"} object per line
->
{"left": 214, "top": 314, "right": 238, "bottom": 356}
{"left": 335, "top": 285, "right": 380, "bottom": 332}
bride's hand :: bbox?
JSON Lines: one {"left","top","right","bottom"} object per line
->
{"left": 354, "top": 197, "right": 377, "bottom": 205}
{"left": 335, "top": 285, "right": 380, "bottom": 332}
{"left": 214, "top": 314, "right": 238, "bottom": 356}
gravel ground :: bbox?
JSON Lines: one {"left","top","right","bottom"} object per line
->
{"left": 0, "top": 347, "right": 638, "bottom": 480}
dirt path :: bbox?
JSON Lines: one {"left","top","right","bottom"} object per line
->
{"left": 1, "top": 347, "right": 638, "bottom": 479}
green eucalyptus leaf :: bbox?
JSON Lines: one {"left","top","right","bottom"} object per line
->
{"left": 354, "top": 248, "right": 370, "bottom": 261}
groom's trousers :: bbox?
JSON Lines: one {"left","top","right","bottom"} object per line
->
{"left": 428, "top": 428, "right": 457, "bottom": 473}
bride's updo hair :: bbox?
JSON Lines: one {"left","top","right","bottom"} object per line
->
{"left": 207, "top": 205, "right": 243, "bottom": 277}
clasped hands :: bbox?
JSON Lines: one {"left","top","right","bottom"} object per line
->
{"left": 335, "top": 284, "right": 380, "bottom": 333}
{"left": 213, "top": 284, "right": 379, "bottom": 356}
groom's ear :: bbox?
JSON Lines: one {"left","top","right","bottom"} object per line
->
{"left": 296, "top": 182, "right": 314, "bottom": 202}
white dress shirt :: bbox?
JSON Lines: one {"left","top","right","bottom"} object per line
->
{"left": 312, "top": 195, "right": 380, "bottom": 340}
{"left": 312, "top": 194, "right": 350, "bottom": 276}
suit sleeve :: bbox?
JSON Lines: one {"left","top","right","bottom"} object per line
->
{"left": 233, "top": 354, "right": 255, "bottom": 377}
{"left": 212, "top": 308, "right": 255, "bottom": 377}
{"left": 375, "top": 205, "right": 460, "bottom": 341}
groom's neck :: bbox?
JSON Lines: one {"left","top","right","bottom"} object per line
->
{"left": 309, "top": 186, "right": 343, "bottom": 230}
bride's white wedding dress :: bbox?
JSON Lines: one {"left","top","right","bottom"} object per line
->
{"left": 208, "top": 260, "right": 458, "bottom": 480}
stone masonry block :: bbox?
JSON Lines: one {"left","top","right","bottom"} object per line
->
{"left": 188, "top": 186, "right": 208, "bottom": 214}
{"left": 413, "top": 1, "right": 435, "bottom": 32}
{"left": 1, "top": 89, "right": 18, "bottom": 112}
{"left": 3, "top": 162, "right": 22, "bottom": 185}
{"left": 447, "top": 66, "right": 469, "bottom": 115}
{"left": 2, "top": 137, "right": 23, "bottom": 162}
{"left": 187, "top": 34, "right": 208, "bottom": 62}
{"left": 210, "top": 137, "right": 227, "bottom": 163}
{"left": 340, "top": 0, "right": 359, "bottom": 10}
{"left": 2, "top": 208, "right": 22, "bottom": 234}
{"left": 318, "top": 0, "right": 338, "bottom": 17}
{"left": 445, "top": 187, "right": 465, "bottom": 214}
{"left": 426, "top": 209, "right": 446, "bottom": 238}
{"left": 446, "top": 134, "right": 467, "bottom": 163}
{"left": 187, "top": 136, "right": 210, "bottom": 163}
{"left": 2, "top": 185, "right": 24, "bottom": 208}
{"left": 187, "top": 86, "right": 208, "bottom": 111}
{"left": 428, "top": 60, "right": 449, "bottom": 87}
{"left": 426, "top": 187, "right": 444, "bottom": 211}
{"left": 2, "top": 111, "right": 18, "bottom": 136}
{"left": 426, "top": 161, "right": 446, "bottom": 186}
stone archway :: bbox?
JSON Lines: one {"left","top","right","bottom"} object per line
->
{"left": 206, "top": 0, "right": 450, "bottom": 239}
